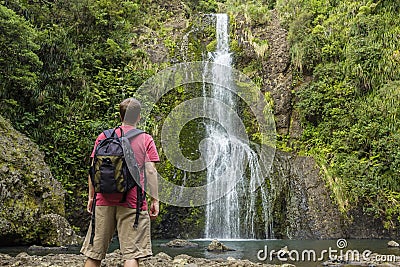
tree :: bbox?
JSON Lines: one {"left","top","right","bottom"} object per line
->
{"left": 0, "top": 4, "right": 42, "bottom": 124}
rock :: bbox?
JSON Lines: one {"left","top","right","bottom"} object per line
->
{"left": 234, "top": 9, "right": 293, "bottom": 135}
{"left": 272, "top": 246, "right": 290, "bottom": 257}
{"left": 206, "top": 239, "right": 235, "bottom": 252}
{"left": 388, "top": 240, "right": 400, "bottom": 247}
{"left": 173, "top": 254, "right": 191, "bottom": 266}
{"left": 155, "top": 252, "right": 172, "bottom": 261}
{"left": 147, "top": 44, "right": 168, "bottom": 63}
{"left": 38, "top": 214, "right": 82, "bottom": 246}
{"left": 174, "top": 254, "right": 193, "bottom": 261}
{"left": 280, "top": 246, "right": 289, "bottom": 253}
{"left": 270, "top": 150, "right": 345, "bottom": 239}
{"left": 162, "top": 239, "right": 199, "bottom": 248}
{"left": 15, "top": 252, "right": 30, "bottom": 259}
{"left": 28, "top": 245, "right": 68, "bottom": 252}
{"left": 0, "top": 116, "right": 78, "bottom": 246}
{"left": 0, "top": 251, "right": 296, "bottom": 266}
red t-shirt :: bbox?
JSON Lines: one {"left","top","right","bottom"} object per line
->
{"left": 90, "top": 125, "right": 159, "bottom": 210}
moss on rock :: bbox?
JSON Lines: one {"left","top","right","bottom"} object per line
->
{"left": 0, "top": 116, "right": 72, "bottom": 246}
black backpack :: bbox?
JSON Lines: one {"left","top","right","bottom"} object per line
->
{"left": 88, "top": 127, "right": 145, "bottom": 244}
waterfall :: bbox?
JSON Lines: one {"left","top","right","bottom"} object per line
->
{"left": 203, "top": 14, "right": 272, "bottom": 239}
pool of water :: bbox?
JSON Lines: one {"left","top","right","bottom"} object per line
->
{"left": 1, "top": 239, "right": 399, "bottom": 267}
{"left": 154, "top": 239, "right": 400, "bottom": 267}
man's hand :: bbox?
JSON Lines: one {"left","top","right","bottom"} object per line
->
{"left": 145, "top": 161, "right": 159, "bottom": 220}
{"left": 87, "top": 198, "right": 94, "bottom": 214}
{"left": 149, "top": 199, "right": 159, "bottom": 220}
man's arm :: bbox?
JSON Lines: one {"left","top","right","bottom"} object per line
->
{"left": 87, "top": 175, "right": 95, "bottom": 213}
{"left": 145, "top": 161, "right": 159, "bottom": 220}
{"left": 87, "top": 158, "right": 95, "bottom": 213}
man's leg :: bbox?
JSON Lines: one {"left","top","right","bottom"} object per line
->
{"left": 116, "top": 208, "right": 152, "bottom": 265}
{"left": 124, "top": 259, "right": 139, "bottom": 267}
{"left": 80, "top": 206, "right": 117, "bottom": 265}
{"left": 84, "top": 257, "right": 101, "bottom": 267}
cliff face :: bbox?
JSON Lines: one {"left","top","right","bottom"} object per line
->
{"left": 269, "top": 150, "right": 400, "bottom": 239}
{"left": 232, "top": 9, "right": 293, "bottom": 136}
{"left": 0, "top": 116, "right": 80, "bottom": 246}
{"left": 232, "top": 9, "right": 398, "bottom": 239}
{"left": 270, "top": 151, "right": 344, "bottom": 239}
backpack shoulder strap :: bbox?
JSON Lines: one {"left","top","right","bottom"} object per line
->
{"left": 124, "top": 128, "right": 145, "bottom": 140}
{"left": 102, "top": 129, "right": 114, "bottom": 139}
{"left": 121, "top": 129, "right": 144, "bottom": 180}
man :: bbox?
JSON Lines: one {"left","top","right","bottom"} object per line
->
{"left": 81, "top": 98, "right": 160, "bottom": 267}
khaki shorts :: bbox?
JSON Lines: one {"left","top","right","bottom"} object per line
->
{"left": 80, "top": 206, "right": 152, "bottom": 261}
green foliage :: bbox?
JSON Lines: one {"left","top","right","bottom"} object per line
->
{"left": 199, "top": 0, "right": 219, "bottom": 12}
{"left": 225, "top": 0, "right": 273, "bottom": 25}
{"left": 0, "top": 5, "right": 42, "bottom": 123}
{"left": 279, "top": 0, "right": 400, "bottom": 228}
{"left": 186, "top": 0, "right": 219, "bottom": 13}
{"left": 0, "top": 0, "right": 213, "bottom": 235}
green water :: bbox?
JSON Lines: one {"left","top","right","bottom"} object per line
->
{"left": 1, "top": 239, "right": 399, "bottom": 267}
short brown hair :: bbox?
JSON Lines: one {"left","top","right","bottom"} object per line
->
{"left": 119, "top": 98, "right": 141, "bottom": 125}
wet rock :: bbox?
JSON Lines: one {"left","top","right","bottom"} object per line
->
{"left": 162, "top": 238, "right": 199, "bottom": 248}
{"left": 271, "top": 246, "right": 290, "bottom": 258}
{"left": 270, "top": 150, "right": 344, "bottom": 239}
{"left": 388, "top": 240, "right": 400, "bottom": 247}
{"left": 207, "top": 239, "right": 235, "bottom": 252}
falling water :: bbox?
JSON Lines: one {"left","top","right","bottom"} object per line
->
{"left": 203, "top": 14, "right": 271, "bottom": 239}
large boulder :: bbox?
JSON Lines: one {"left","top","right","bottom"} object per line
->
{"left": 38, "top": 214, "right": 83, "bottom": 246}
{"left": 0, "top": 116, "right": 77, "bottom": 246}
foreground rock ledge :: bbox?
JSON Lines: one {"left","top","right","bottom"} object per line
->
{"left": 0, "top": 251, "right": 293, "bottom": 267}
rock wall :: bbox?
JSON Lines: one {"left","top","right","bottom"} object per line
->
{"left": 233, "top": 9, "right": 293, "bottom": 135}
{"left": 270, "top": 151, "right": 344, "bottom": 239}
{"left": 232, "top": 9, "right": 398, "bottom": 240}
{"left": 260, "top": 10, "right": 293, "bottom": 135}
{"left": 0, "top": 116, "right": 80, "bottom": 246}
{"left": 269, "top": 150, "right": 400, "bottom": 239}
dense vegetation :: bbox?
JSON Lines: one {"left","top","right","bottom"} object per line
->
{"left": 1, "top": 0, "right": 399, "bottom": 236}
{"left": 276, "top": 0, "right": 400, "bottom": 228}
{"left": 0, "top": 0, "right": 194, "bottom": 233}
